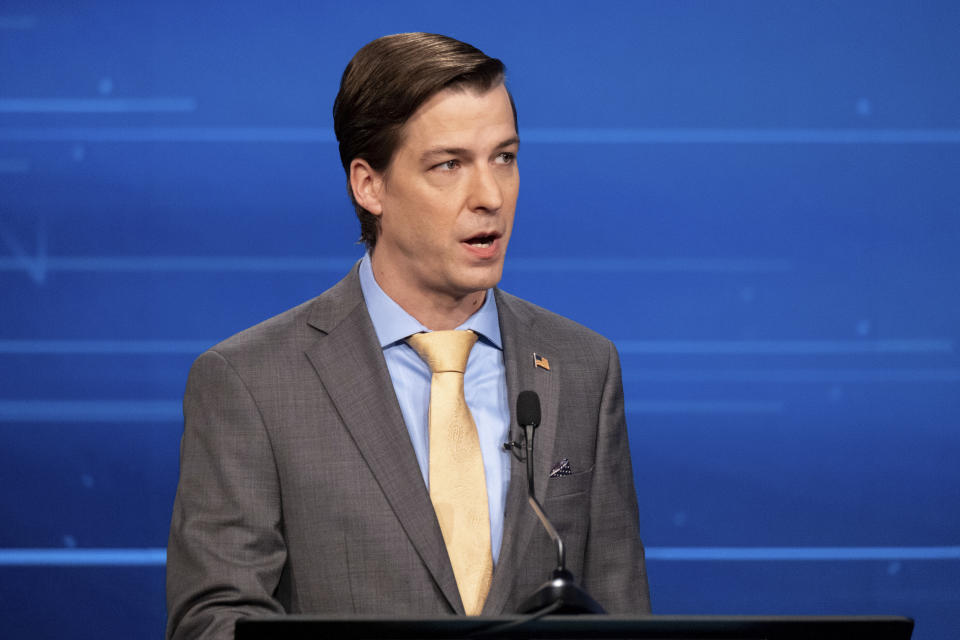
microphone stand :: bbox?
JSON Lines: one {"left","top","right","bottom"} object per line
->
{"left": 517, "top": 421, "right": 605, "bottom": 615}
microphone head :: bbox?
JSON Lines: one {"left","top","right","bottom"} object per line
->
{"left": 517, "top": 390, "right": 541, "bottom": 428}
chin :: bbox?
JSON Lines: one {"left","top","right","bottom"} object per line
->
{"left": 455, "top": 265, "right": 504, "bottom": 295}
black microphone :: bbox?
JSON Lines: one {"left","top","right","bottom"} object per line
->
{"left": 503, "top": 391, "right": 539, "bottom": 461}
{"left": 516, "top": 390, "right": 540, "bottom": 494}
{"left": 517, "top": 390, "right": 540, "bottom": 426}
{"left": 515, "top": 391, "right": 605, "bottom": 615}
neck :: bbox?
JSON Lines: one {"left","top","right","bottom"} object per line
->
{"left": 369, "top": 257, "right": 487, "bottom": 331}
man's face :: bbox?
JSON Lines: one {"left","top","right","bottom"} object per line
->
{"left": 368, "top": 83, "right": 519, "bottom": 309}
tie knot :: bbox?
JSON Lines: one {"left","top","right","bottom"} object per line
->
{"left": 407, "top": 330, "right": 478, "bottom": 374}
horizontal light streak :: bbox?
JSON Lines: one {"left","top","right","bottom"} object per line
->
{"left": 0, "top": 256, "right": 356, "bottom": 273}
{"left": 0, "top": 157, "right": 30, "bottom": 173}
{"left": 647, "top": 546, "right": 960, "bottom": 561}
{"left": 0, "top": 400, "right": 181, "bottom": 422}
{"left": 0, "top": 341, "right": 954, "bottom": 365}
{"left": 0, "top": 15, "right": 36, "bottom": 29}
{"left": 0, "top": 98, "right": 197, "bottom": 113}
{"left": 2, "top": 546, "right": 957, "bottom": 566}
{"left": 0, "top": 126, "right": 332, "bottom": 142}
{"left": 523, "top": 128, "right": 960, "bottom": 144}
{"left": 1, "top": 399, "right": 781, "bottom": 420}
{"left": 0, "top": 548, "right": 166, "bottom": 566}
{"left": 0, "top": 255, "right": 784, "bottom": 274}
{"left": 0, "top": 340, "right": 210, "bottom": 354}
{"left": 627, "top": 401, "right": 783, "bottom": 414}
{"left": 617, "top": 340, "right": 954, "bottom": 355}
{"left": 509, "top": 257, "right": 790, "bottom": 273}
{"left": 625, "top": 369, "right": 960, "bottom": 383}
{"left": 2, "top": 126, "right": 960, "bottom": 144}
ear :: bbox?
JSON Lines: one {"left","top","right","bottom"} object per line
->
{"left": 349, "top": 158, "right": 384, "bottom": 216}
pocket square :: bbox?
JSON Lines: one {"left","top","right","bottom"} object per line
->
{"left": 550, "top": 458, "right": 572, "bottom": 477}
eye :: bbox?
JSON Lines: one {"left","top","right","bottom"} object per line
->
{"left": 433, "top": 159, "right": 460, "bottom": 171}
{"left": 495, "top": 152, "right": 516, "bottom": 165}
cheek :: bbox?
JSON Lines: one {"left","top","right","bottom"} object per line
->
{"left": 384, "top": 179, "right": 465, "bottom": 242}
{"left": 501, "top": 172, "right": 520, "bottom": 204}
{"left": 423, "top": 193, "right": 465, "bottom": 231}
{"left": 382, "top": 184, "right": 429, "bottom": 230}
{"left": 507, "top": 183, "right": 520, "bottom": 207}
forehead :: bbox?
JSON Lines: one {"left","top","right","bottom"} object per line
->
{"left": 398, "top": 84, "right": 516, "bottom": 150}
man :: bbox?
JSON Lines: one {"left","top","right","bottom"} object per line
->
{"left": 166, "top": 33, "right": 650, "bottom": 639}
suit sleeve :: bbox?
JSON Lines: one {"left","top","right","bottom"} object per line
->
{"left": 581, "top": 339, "right": 652, "bottom": 613}
{"left": 166, "top": 350, "right": 287, "bottom": 640}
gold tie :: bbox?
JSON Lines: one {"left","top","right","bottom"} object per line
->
{"left": 407, "top": 330, "right": 493, "bottom": 615}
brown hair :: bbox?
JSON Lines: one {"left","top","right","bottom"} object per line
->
{"left": 333, "top": 32, "right": 515, "bottom": 250}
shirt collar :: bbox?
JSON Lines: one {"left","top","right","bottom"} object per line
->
{"left": 358, "top": 253, "right": 502, "bottom": 349}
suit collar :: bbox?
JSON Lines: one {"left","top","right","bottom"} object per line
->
{"left": 483, "top": 289, "right": 561, "bottom": 614}
{"left": 493, "top": 289, "right": 560, "bottom": 507}
{"left": 304, "top": 272, "right": 560, "bottom": 616}
{"left": 304, "top": 265, "right": 464, "bottom": 613}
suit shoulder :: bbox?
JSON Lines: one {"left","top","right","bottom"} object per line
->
{"left": 194, "top": 267, "right": 363, "bottom": 372}
{"left": 211, "top": 296, "right": 316, "bottom": 355}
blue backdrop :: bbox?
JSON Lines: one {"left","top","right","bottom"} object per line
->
{"left": 1, "top": 1, "right": 958, "bottom": 638}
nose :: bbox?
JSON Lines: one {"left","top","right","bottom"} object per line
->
{"left": 467, "top": 164, "right": 504, "bottom": 213}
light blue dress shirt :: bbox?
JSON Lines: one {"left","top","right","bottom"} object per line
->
{"left": 357, "top": 255, "right": 511, "bottom": 563}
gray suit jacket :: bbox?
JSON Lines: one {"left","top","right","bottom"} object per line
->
{"left": 166, "top": 266, "right": 650, "bottom": 639}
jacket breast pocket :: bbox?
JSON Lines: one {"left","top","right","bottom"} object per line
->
{"left": 537, "top": 465, "right": 593, "bottom": 580}
{"left": 544, "top": 465, "right": 594, "bottom": 499}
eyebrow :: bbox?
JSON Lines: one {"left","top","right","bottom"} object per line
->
{"left": 419, "top": 136, "right": 520, "bottom": 162}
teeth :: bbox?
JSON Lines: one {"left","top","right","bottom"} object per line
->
{"left": 468, "top": 238, "right": 493, "bottom": 248}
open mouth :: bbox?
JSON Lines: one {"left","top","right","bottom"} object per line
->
{"left": 464, "top": 233, "right": 499, "bottom": 249}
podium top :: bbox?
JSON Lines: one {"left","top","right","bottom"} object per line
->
{"left": 235, "top": 614, "right": 914, "bottom": 639}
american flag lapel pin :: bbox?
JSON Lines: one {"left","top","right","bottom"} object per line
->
{"left": 533, "top": 352, "right": 550, "bottom": 371}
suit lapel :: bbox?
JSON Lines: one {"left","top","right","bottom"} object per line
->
{"left": 483, "top": 290, "right": 560, "bottom": 614}
{"left": 303, "top": 269, "right": 463, "bottom": 613}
